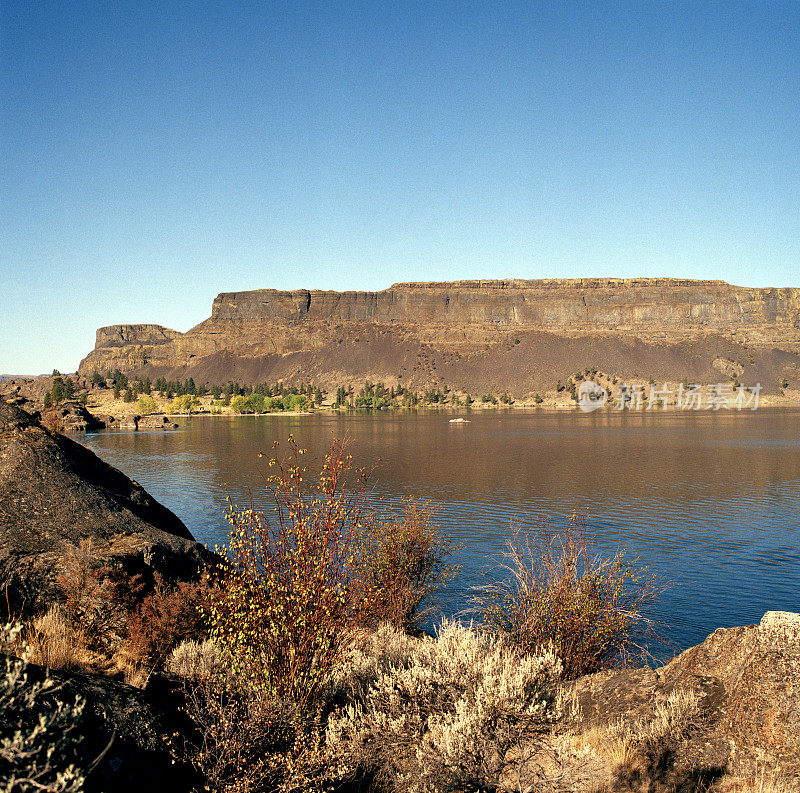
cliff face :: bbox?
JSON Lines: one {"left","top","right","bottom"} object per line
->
{"left": 79, "top": 279, "right": 800, "bottom": 393}
{"left": 207, "top": 279, "right": 800, "bottom": 332}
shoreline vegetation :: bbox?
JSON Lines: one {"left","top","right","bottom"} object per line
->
{"left": 0, "top": 431, "right": 671, "bottom": 783}
{"left": 3, "top": 426, "right": 797, "bottom": 792}
{"left": 2, "top": 399, "right": 798, "bottom": 791}
{"left": 25, "top": 367, "right": 800, "bottom": 425}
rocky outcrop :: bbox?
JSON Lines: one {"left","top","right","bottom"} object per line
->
{"left": 40, "top": 399, "right": 105, "bottom": 433}
{"left": 0, "top": 399, "right": 211, "bottom": 619}
{"left": 4, "top": 658, "right": 198, "bottom": 793}
{"left": 572, "top": 611, "right": 800, "bottom": 781}
{"left": 78, "top": 279, "right": 800, "bottom": 394}
{"left": 117, "top": 414, "right": 179, "bottom": 431}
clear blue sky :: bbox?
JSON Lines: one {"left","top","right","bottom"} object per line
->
{"left": 2, "top": 1, "right": 798, "bottom": 374}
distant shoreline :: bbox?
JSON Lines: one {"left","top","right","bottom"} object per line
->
{"left": 87, "top": 397, "right": 800, "bottom": 430}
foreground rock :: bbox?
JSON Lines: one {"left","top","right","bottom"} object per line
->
{"left": 570, "top": 611, "right": 800, "bottom": 786}
{"left": 4, "top": 658, "right": 198, "bottom": 793}
{"left": 0, "top": 398, "right": 212, "bottom": 619}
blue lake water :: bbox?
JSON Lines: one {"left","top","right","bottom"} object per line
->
{"left": 77, "top": 408, "right": 800, "bottom": 656}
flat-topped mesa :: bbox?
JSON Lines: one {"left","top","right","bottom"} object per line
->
{"left": 390, "top": 278, "right": 733, "bottom": 290}
{"left": 79, "top": 278, "right": 800, "bottom": 390}
{"left": 86, "top": 324, "right": 184, "bottom": 372}
{"left": 205, "top": 279, "right": 800, "bottom": 330}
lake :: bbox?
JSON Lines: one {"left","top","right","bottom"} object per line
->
{"left": 77, "top": 408, "right": 800, "bottom": 655}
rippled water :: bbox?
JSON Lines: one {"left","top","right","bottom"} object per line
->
{"left": 77, "top": 408, "right": 800, "bottom": 654}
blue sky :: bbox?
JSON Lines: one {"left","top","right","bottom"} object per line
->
{"left": 2, "top": 1, "right": 798, "bottom": 374}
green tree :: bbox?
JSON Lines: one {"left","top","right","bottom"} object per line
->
{"left": 230, "top": 395, "right": 250, "bottom": 413}
{"left": 169, "top": 394, "right": 201, "bottom": 413}
{"left": 51, "top": 379, "right": 65, "bottom": 405}
{"left": 137, "top": 395, "right": 157, "bottom": 415}
{"left": 247, "top": 393, "right": 266, "bottom": 413}
{"left": 112, "top": 369, "right": 127, "bottom": 389}
{"left": 123, "top": 388, "right": 134, "bottom": 403}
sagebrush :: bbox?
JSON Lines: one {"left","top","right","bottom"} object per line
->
{"left": 0, "top": 624, "right": 87, "bottom": 793}
{"left": 323, "top": 621, "right": 565, "bottom": 793}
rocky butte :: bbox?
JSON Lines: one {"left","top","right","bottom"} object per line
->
{"left": 79, "top": 279, "right": 800, "bottom": 394}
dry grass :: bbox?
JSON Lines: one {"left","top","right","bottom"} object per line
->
{"left": 712, "top": 769, "right": 800, "bottom": 793}
{"left": 572, "top": 687, "right": 700, "bottom": 767}
{"left": 22, "top": 607, "right": 95, "bottom": 672}
{"left": 745, "top": 774, "right": 797, "bottom": 793}
{"left": 560, "top": 687, "right": 706, "bottom": 793}
{"left": 740, "top": 770, "right": 799, "bottom": 793}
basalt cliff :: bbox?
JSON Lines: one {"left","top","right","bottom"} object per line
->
{"left": 79, "top": 279, "right": 800, "bottom": 394}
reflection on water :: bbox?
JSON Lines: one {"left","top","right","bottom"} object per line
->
{"left": 77, "top": 408, "right": 800, "bottom": 653}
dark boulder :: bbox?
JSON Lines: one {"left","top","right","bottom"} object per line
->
{"left": 121, "top": 413, "right": 180, "bottom": 431}
{"left": 0, "top": 398, "right": 213, "bottom": 619}
{"left": 5, "top": 657, "right": 199, "bottom": 793}
{"left": 40, "top": 399, "right": 105, "bottom": 433}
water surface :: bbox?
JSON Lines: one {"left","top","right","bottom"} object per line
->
{"left": 78, "top": 408, "right": 800, "bottom": 654}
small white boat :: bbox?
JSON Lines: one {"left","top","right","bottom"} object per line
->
{"left": 449, "top": 417, "right": 470, "bottom": 423}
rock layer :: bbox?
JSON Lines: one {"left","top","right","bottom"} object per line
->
{"left": 79, "top": 279, "right": 800, "bottom": 393}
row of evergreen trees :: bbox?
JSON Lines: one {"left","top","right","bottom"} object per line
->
{"left": 90, "top": 369, "right": 327, "bottom": 405}
{"left": 89, "top": 368, "right": 535, "bottom": 410}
